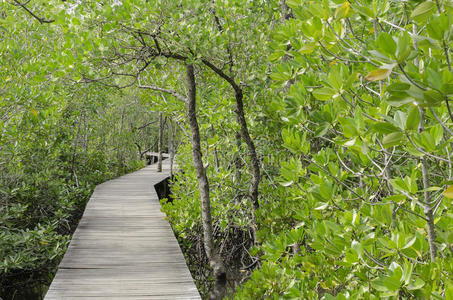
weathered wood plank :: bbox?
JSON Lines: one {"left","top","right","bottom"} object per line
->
{"left": 45, "top": 160, "right": 200, "bottom": 299}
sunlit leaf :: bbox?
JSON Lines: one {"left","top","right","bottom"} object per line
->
{"left": 383, "top": 132, "right": 404, "bottom": 148}
{"left": 335, "top": 2, "right": 350, "bottom": 19}
{"left": 443, "top": 185, "right": 453, "bottom": 199}
{"left": 411, "top": 1, "right": 436, "bottom": 24}
{"left": 365, "top": 68, "right": 392, "bottom": 81}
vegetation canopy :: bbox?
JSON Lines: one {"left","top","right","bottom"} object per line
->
{"left": 1, "top": 0, "right": 453, "bottom": 299}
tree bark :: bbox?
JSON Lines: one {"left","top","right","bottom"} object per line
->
{"left": 418, "top": 107, "right": 437, "bottom": 261}
{"left": 234, "top": 131, "right": 242, "bottom": 188}
{"left": 168, "top": 119, "right": 174, "bottom": 177}
{"left": 159, "top": 52, "right": 262, "bottom": 238}
{"left": 117, "top": 105, "right": 126, "bottom": 172}
{"left": 422, "top": 156, "right": 437, "bottom": 262}
{"left": 134, "top": 142, "right": 143, "bottom": 160}
{"left": 234, "top": 89, "right": 261, "bottom": 211}
{"left": 83, "top": 112, "right": 89, "bottom": 161}
{"left": 186, "top": 64, "right": 226, "bottom": 299}
{"left": 157, "top": 111, "right": 163, "bottom": 172}
{"left": 280, "top": 0, "right": 293, "bottom": 21}
{"left": 201, "top": 60, "right": 261, "bottom": 211}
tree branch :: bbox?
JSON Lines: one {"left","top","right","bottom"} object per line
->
{"left": 138, "top": 77, "right": 187, "bottom": 102}
{"left": 10, "top": 0, "right": 55, "bottom": 24}
{"left": 201, "top": 58, "right": 240, "bottom": 93}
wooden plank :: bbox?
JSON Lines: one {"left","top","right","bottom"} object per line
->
{"left": 45, "top": 160, "right": 200, "bottom": 299}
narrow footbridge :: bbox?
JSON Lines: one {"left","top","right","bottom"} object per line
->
{"left": 45, "top": 159, "right": 200, "bottom": 299}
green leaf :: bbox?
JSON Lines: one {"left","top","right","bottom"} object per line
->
{"left": 286, "top": 0, "right": 301, "bottom": 9}
{"left": 314, "top": 122, "right": 330, "bottom": 137}
{"left": 269, "top": 51, "right": 284, "bottom": 62}
{"left": 396, "top": 32, "right": 412, "bottom": 63}
{"left": 387, "top": 93, "right": 414, "bottom": 107}
{"left": 390, "top": 178, "right": 410, "bottom": 193}
{"left": 371, "top": 122, "right": 401, "bottom": 134}
{"left": 335, "top": 2, "right": 350, "bottom": 19}
{"left": 312, "top": 87, "right": 337, "bottom": 101}
{"left": 383, "top": 195, "right": 406, "bottom": 202}
{"left": 387, "top": 82, "right": 410, "bottom": 92}
{"left": 394, "top": 111, "right": 407, "bottom": 130}
{"left": 421, "top": 186, "right": 441, "bottom": 192}
{"left": 383, "top": 132, "right": 404, "bottom": 148}
{"left": 427, "top": 17, "right": 444, "bottom": 40}
{"left": 377, "top": 32, "right": 397, "bottom": 58}
{"left": 354, "top": 4, "right": 374, "bottom": 18}
{"left": 373, "top": 205, "right": 393, "bottom": 225}
{"left": 351, "top": 240, "right": 362, "bottom": 257}
{"left": 420, "top": 131, "right": 436, "bottom": 151}
{"left": 422, "top": 90, "right": 443, "bottom": 107}
{"left": 446, "top": 283, "right": 453, "bottom": 300}
{"left": 299, "top": 42, "right": 317, "bottom": 54}
{"left": 411, "top": 1, "right": 436, "bottom": 24}
{"left": 309, "top": 2, "right": 328, "bottom": 19}
{"left": 407, "top": 277, "right": 425, "bottom": 290}
{"left": 441, "top": 83, "right": 453, "bottom": 95}
{"left": 280, "top": 181, "right": 294, "bottom": 187}
{"left": 443, "top": 185, "right": 453, "bottom": 199}
{"left": 270, "top": 71, "right": 290, "bottom": 82}
{"left": 389, "top": 262, "right": 403, "bottom": 281}
{"left": 406, "top": 106, "right": 420, "bottom": 130}
{"left": 339, "top": 117, "right": 359, "bottom": 137}
{"left": 372, "top": 274, "right": 401, "bottom": 293}
{"left": 371, "top": 277, "right": 390, "bottom": 292}
{"left": 328, "top": 66, "right": 344, "bottom": 91}
{"left": 402, "top": 262, "right": 414, "bottom": 285}
{"left": 314, "top": 202, "right": 329, "bottom": 210}
{"left": 402, "top": 236, "right": 416, "bottom": 249}
{"left": 430, "top": 124, "right": 443, "bottom": 145}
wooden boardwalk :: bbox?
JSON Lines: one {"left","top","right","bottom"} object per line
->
{"left": 45, "top": 160, "right": 200, "bottom": 299}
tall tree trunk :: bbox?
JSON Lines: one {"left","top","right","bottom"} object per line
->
{"left": 135, "top": 142, "right": 143, "bottom": 160}
{"left": 234, "top": 131, "right": 242, "bottom": 188}
{"left": 186, "top": 64, "right": 226, "bottom": 299}
{"left": 234, "top": 89, "right": 261, "bottom": 211}
{"left": 418, "top": 107, "right": 437, "bottom": 261}
{"left": 117, "top": 105, "right": 126, "bottom": 172}
{"left": 83, "top": 112, "right": 89, "bottom": 162}
{"left": 168, "top": 119, "right": 174, "bottom": 177}
{"left": 157, "top": 111, "right": 163, "bottom": 172}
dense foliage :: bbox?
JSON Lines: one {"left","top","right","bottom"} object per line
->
{"left": 2, "top": 0, "right": 453, "bottom": 299}
{"left": 237, "top": 1, "right": 453, "bottom": 298}
{"left": 0, "top": 4, "right": 165, "bottom": 297}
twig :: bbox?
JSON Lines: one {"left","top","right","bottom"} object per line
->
{"left": 398, "top": 64, "right": 427, "bottom": 91}
{"left": 429, "top": 107, "right": 453, "bottom": 136}
{"left": 10, "top": 0, "right": 54, "bottom": 24}
{"left": 404, "top": 132, "right": 450, "bottom": 162}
